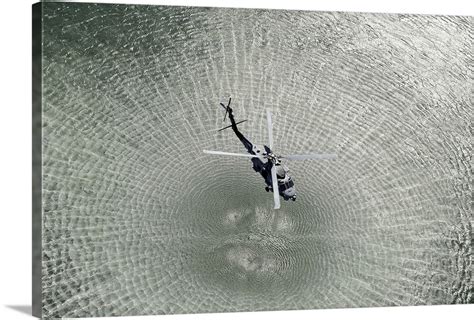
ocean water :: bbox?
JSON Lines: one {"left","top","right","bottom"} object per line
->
{"left": 38, "top": 2, "right": 472, "bottom": 318}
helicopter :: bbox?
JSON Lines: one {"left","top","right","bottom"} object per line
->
{"left": 203, "top": 98, "right": 337, "bottom": 209}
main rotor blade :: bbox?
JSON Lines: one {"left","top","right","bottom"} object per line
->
{"left": 203, "top": 150, "right": 260, "bottom": 158}
{"left": 217, "top": 119, "right": 247, "bottom": 132}
{"left": 266, "top": 109, "right": 274, "bottom": 150}
{"left": 271, "top": 165, "right": 281, "bottom": 210}
{"left": 282, "top": 154, "right": 338, "bottom": 161}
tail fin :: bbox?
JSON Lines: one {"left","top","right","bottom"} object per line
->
{"left": 217, "top": 119, "right": 247, "bottom": 132}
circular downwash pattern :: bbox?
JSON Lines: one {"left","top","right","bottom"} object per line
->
{"left": 40, "top": 3, "right": 472, "bottom": 318}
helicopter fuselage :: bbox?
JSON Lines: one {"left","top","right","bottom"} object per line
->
{"left": 226, "top": 109, "right": 296, "bottom": 201}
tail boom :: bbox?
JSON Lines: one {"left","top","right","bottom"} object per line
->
{"left": 217, "top": 119, "right": 247, "bottom": 132}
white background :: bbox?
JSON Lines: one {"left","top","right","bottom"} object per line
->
{"left": 0, "top": 0, "right": 472, "bottom": 319}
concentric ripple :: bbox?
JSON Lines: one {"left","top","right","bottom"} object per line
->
{"left": 39, "top": 2, "right": 472, "bottom": 318}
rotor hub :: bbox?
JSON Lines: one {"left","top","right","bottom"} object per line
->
{"left": 266, "top": 152, "right": 281, "bottom": 164}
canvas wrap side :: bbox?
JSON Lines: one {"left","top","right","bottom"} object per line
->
{"left": 32, "top": 2, "right": 43, "bottom": 318}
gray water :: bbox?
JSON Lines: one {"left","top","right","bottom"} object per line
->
{"left": 39, "top": 2, "right": 472, "bottom": 318}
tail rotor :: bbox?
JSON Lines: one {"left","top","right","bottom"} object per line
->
{"left": 220, "top": 97, "right": 231, "bottom": 122}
